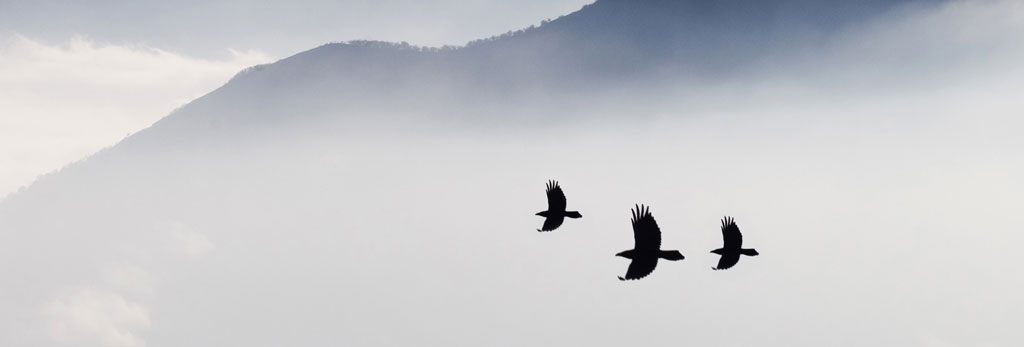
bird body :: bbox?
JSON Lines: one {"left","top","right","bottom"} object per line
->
{"left": 536, "top": 180, "right": 582, "bottom": 232}
{"left": 616, "top": 204, "right": 684, "bottom": 281}
{"left": 615, "top": 249, "right": 684, "bottom": 261}
{"left": 536, "top": 210, "right": 583, "bottom": 219}
{"left": 711, "top": 216, "right": 758, "bottom": 270}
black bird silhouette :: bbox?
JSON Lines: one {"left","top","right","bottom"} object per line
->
{"left": 535, "top": 180, "right": 582, "bottom": 232}
{"left": 616, "top": 204, "right": 684, "bottom": 280}
{"left": 711, "top": 216, "right": 759, "bottom": 270}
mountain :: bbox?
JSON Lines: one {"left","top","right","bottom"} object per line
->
{"left": 68, "top": 0, "right": 940, "bottom": 155}
{"left": 0, "top": 0, "right": 948, "bottom": 207}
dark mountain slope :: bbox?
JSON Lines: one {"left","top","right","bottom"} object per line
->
{"left": 460, "top": 0, "right": 939, "bottom": 83}
{"left": 1, "top": 0, "right": 946, "bottom": 205}
{"left": 87, "top": 0, "right": 943, "bottom": 155}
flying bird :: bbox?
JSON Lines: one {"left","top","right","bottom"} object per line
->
{"left": 711, "top": 216, "right": 759, "bottom": 270}
{"left": 616, "top": 204, "right": 684, "bottom": 280}
{"left": 535, "top": 180, "right": 582, "bottom": 232}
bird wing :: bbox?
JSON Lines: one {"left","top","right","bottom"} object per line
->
{"left": 631, "top": 204, "right": 661, "bottom": 250}
{"left": 721, "top": 216, "right": 742, "bottom": 249}
{"left": 714, "top": 253, "right": 740, "bottom": 271}
{"left": 619, "top": 257, "right": 658, "bottom": 281}
{"left": 545, "top": 180, "right": 567, "bottom": 212}
{"left": 537, "top": 216, "right": 564, "bottom": 232}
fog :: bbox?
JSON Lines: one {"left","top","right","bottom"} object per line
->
{"left": 0, "top": 34, "right": 271, "bottom": 198}
{"left": 1, "top": 1, "right": 1023, "bottom": 346}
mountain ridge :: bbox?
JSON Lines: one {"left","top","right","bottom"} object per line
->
{"left": 0, "top": 0, "right": 946, "bottom": 205}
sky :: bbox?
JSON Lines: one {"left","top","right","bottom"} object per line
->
{"left": 0, "top": 0, "right": 593, "bottom": 199}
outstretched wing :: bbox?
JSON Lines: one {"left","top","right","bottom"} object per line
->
{"left": 631, "top": 204, "right": 661, "bottom": 250}
{"left": 537, "top": 216, "right": 564, "bottom": 232}
{"left": 714, "top": 253, "right": 740, "bottom": 271}
{"left": 619, "top": 257, "right": 658, "bottom": 281}
{"left": 721, "top": 216, "right": 742, "bottom": 249}
{"left": 545, "top": 180, "right": 567, "bottom": 212}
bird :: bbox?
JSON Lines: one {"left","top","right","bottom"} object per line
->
{"left": 535, "top": 180, "right": 582, "bottom": 232}
{"left": 616, "top": 204, "right": 684, "bottom": 280}
{"left": 711, "top": 216, "right": 759, "bottom": 270}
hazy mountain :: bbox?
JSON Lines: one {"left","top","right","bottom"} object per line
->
{"left": 116, "top": 0, "right": 942, "bottom": 140}
{"left": 3, "top": 0, "right": 949, "bottom": 204}
{"left": 4, "top": 0, "right": 1023, "bottom": 346}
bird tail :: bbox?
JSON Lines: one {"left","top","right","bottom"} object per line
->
{"left": 740, "top": 248, "right": 759, "bottom": 256}
{"left": 659, "top": 250, "right": 685, "bottom": 261}
{"left": 565, "top": 211, "right": 582, "bottom": 218}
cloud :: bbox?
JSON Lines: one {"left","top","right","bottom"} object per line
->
{"left": 166, "top": 221, "right": 215, "bottom": 257}
{"left": 0, "top": 34, "right": 271, "bottom": 199}
{"left": 44, "top": 288, "right": 151, "bottom": 347}
{"left": 105, "top": 264, "right": 155, "bottom": 297}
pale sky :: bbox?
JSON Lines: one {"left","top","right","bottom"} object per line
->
{"left": 0, "top": 0, "right": 593, "bottom": 199}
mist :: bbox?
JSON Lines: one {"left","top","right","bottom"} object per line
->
{"left": 1, "top": 1, "right": 1022, "bottom": 346}
{"left": 0, "top": 34, "right": 271, "bottom": 198}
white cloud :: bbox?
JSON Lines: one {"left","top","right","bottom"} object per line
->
{"left": 0, "top": 34, "right": 271, "bottom": 199}
{"left": 167, "top": 221, "right": 215, "bottom": 257}
{"left": 105, "top": 264, "right": 155, "bottom": 297}
{"left": 44, "top": 288, "right": 151, "bottom": 347}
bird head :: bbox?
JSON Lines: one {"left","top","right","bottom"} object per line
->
{"left": 710, "top": 249, "right": 724, "bottom": 255}
{"left": 615, "top": 250, "right": 633, "bottom": 259}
